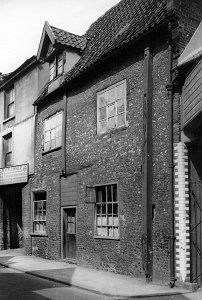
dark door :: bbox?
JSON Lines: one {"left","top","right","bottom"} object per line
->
{"left": 190, "top": 179, "right": 202, "bottom": 286}
{"left": 63, "top": 207, "right": 76, "bottom": 260}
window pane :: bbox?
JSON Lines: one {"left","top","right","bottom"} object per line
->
{"left": 56, "top": 136, "right": 62, "bottom": 147}
{"left": 113, "top": 203, "right": 118, "bottom": 215}
{"left": 56, "top": 113, "right": 63, "bottom": 126}
{"left": 108, "top": 216, "right": 113, "bottom": 226}
{"left": 101, "top": 227, "right": 107, "bottom": 236}
{"left": 102, "top": 204, "right": 106, "bottom": 214}
{"left": 99, "top": 120, "right": 107, "bottom": 133}
{"left": 113, "top": 216, "right": 119, "bottom": 226}
{"left": 6, "top": 89, "right": 14, "bottom": 104}
{"left": 44, "top": 131, "right": 50, "bottom": 143}
{"left": 8, "top": 103, "right": 14, "bottom": 117}
{"left": 117, "top": 83, "right": 125, "bottom": 99}
{"left": 97, "top": 216, "right": 102, "bottom": 226}
{"left": 5, "top": 153, "right": 12, "bottom": 167}
{"left": 108, "top": 104, "right": 115, "bottom": 117}
{"left": 56, "top": 125, "right": 62, "bottom": 138}
{"left": 50, "top": 116, "right": 56, "bottom": 129}
{"left": 107, "top": 204, "right": 112, "bottom": 214}
{"left": 117, "top": 113, "right": 125, "bottom": 127}
{"left": 44, "top": 141, "right": 50, "bottom": 151}
{"left": 107, "top": 185, "right": 112, "bottom": 202}
{"left": 99, "top": 107, "right": 106, "bottom": 121}
{"left": 45, "top": 119, "right": 51, "bottom": 131}
{"left": 108, "top": 227, "right": 113, "bottom": 237}
{"left": 114, "top": 227, "right": 119, "bottom": 237}
{"left": 97, "top": 227, "right": 102, "bottom": 236}
{"left": 57, "top": 63, "right": 63, "bottom": 75}
{"left": 117, "top": 98, "right": 125, "bottom": 114}
{"left": 51, "top": 138, "right": 56, "bottom": 149}
{"left": 108, "top": 116, "right": 115, "bottom": 128}
{"left": 98, "top": 94, "right": 107, "bottom": 108}
{"left": 108, "top": 88, "right": 115, "bottom": 103}
{"left": 50, "top": 60, "right": 56, "bottom": 80}
{"left": 113, "top": 185, "right": 117, "bottom": 202}
{"left": 96, "top": 204, "right": 101, "bottom": 214}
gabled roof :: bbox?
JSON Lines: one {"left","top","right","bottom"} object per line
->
{"left": 50, "top": 25, "right": 86, "bottom": 50}
{"left": 178, "top": 21, "right": 202, "bottom": 68}
{"left": 62, "top": 0, "right": 168, "bottom": 85}
{"left": 0, "top": 56, "right": 37, "bottom": 90}
{"left": 35, "top": 0, "right": 171, "bottom": 105}
{"left": 37, "top": 21, "right": 87, "bottom": 60}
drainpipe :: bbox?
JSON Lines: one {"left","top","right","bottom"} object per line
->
{"left": 62, "top": 93, "right": 67, "bottom": 175}
{"left": 142, "top": 47, "right": 153, "bottom": 282}
{"left": 166, "top": 22, "right": 176, "bottom": 288}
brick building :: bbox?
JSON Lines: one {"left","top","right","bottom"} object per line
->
{"left": 23, "top": 0, "right": 202, "bottom": 286}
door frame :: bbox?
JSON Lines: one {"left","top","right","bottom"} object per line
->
{"left": 61, "top": 206, "right": 77, "bottom": 260}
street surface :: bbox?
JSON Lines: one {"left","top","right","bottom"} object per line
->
{"left": 1, "top": 265, "right": 202, "bottom": 300}
{"left": 0, "top": 265, "right": 116, "bottom": 300}
{"left": 136, "top": 292, "right": 202, "bottom": 300}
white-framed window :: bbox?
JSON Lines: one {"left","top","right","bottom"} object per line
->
{"left": 95, "top": 184, "right": 119, "bottom": 238}
{"left": 3, "top": 133, "right": 12, "bottom": 167}
{"left": 49, "top": 53, "right": 64, "bottom": 81}
{"left": 97, "top": 80, "right": 127, "bottom": 134}
{"left": 33, "top": 192, "right": 46, "bottom": 233}
{"left": 43, "top": 111, "right": 63, "bottom": 152}
{"left": 4, "top": 87, "right": 15, "bottom": 119}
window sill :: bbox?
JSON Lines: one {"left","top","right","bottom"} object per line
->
{"left": 42, "top": 146, "right": 61, "bottom": 155}
{"left": 3, "top": 115, "right": 15, "bottom": 124}
{"left": 30, "top": 232, "right": 48, "bottom": 237}
{"left": 97, "top": 123, "right": 128, "bottom": 137}
{"left": 93, "top": 236, "right": 120, "bottom": 241}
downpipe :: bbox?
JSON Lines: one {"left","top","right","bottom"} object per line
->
{"left": 166, "top": 22, "right": 176, "bottom": 288}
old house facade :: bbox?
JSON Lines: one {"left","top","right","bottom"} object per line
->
{"left": 6, "top": 0, "right": 202, "bottom": 287}
{"left": 0, "top": 56, "right": 48, "bottom": 250}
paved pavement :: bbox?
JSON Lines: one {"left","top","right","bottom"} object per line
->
{"left": 0, "top": 249, "right": 196, "bottom": 298}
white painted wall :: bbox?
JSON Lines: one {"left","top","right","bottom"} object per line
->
{"left": 13, "top": 116, "right": 35, "bottom": 174}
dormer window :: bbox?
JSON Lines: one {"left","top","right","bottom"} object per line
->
{"left": 49, "top": 53, "right": 64, "bottom": 81}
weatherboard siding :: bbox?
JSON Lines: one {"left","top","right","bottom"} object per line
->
{"left": 182, "top": 58, "right": 202, "bottom": 128}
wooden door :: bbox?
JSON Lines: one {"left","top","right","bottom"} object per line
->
{"left": 63, "top": 207, "right": 76, "bottom": 260}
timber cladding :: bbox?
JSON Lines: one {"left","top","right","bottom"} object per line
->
{"left": 182, "top": 59, "right": 202, "bottom": 129}
{"left": 61, "top": 175, "right": 78, "bottom": 206}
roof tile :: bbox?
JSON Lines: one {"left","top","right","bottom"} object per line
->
{"left": 63, "top": 0, "right": 168, "bottom": 84}
{"left": 50, "top": 26, "right": 87, "bottom": 50}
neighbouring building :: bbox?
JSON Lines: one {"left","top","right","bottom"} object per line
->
{"left": 18, "top": 0, "right": 202, "bottom": 287}
{"left": 173, "top": 21, "right": 202, "bottom": 287}
{"left": 0, "top": 56, "right": 48, "bottom": 250}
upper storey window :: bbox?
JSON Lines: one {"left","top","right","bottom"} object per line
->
{"left": 97, "top": 80, "right": 127, "bottom": 134}
{"left": 4, "top": 87, "right": 15, "bottom": 120}
{"left": 49, "top": 53, "right": 64, "bottom": 81}
{"left": 4, "top": 134, "right": 12, "bottom": 167}
{"left": 43, "top": 111, "right": 63, "bottom": 152}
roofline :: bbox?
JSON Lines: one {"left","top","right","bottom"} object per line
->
{"left": 37, "top": 21, "right": 56, "bottom": 60}
{"left": 0, "top": 56, "right": 37, "bottom": 91}
{"left": 34, "top": 17, "right": 171, "bottom": 107}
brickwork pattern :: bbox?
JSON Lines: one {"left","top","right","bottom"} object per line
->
{"left": 64, "top": 42, "right": 172, "bottom": 281}
{"left": 29, "top": 96, "right": 64, "bottom": 260}
{"left": 174, "top": 142, "right": 190, "bottom": 283}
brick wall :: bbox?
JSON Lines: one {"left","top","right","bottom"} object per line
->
{"left": 30, "top": 96, "right": 64, "bottom": 260}
{"left": 63, "top": 39, "right": 172, "bottom": 281}
{"left": 173, "top": 0, "right": 202, "bottom": 53}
